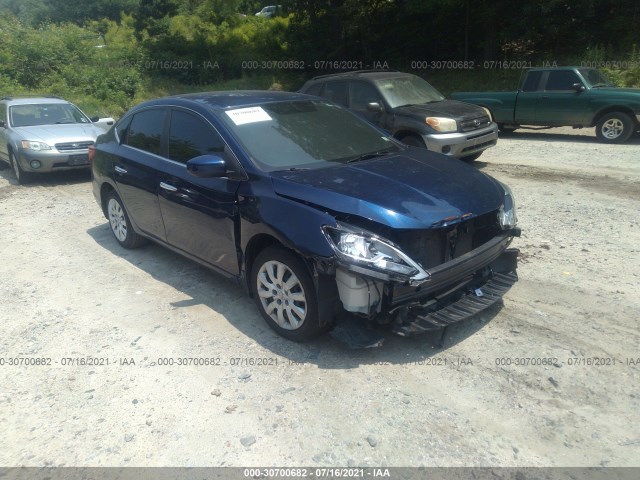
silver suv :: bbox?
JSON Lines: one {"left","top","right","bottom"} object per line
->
{"left": 300, "top": 71, "right": 499, "bottom": 161}
{"left": 0, "top": 96, "right": 114, "bottom": 184}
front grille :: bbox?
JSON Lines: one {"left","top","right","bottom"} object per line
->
{"left": 460, "top": 115, "right": 491, "bottom": 132}
{"left": 55, "top": 141, "right": 94, "bottom": 151}
{"left": 393, "top": 211, "right": 502, "bottom": 269}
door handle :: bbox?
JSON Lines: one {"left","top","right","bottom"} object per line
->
{"left": 541, "top": 95, "right": 549, "bottom": 99}
{"left": 114, "top": 165, "right": 127, "bottom": 174}
{"left": 159, "top": 182, "right": 178, "bottom": 192}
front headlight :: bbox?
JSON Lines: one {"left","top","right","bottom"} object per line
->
{"left": 425, "top": 116, "right": 457, "bottom": 133}
{"left": 322, "top": 224, "right": 429, "bottom": 282}
{"left": 497, "top": 182, "right": 518, "bottom": 229}
{"left": 21, "top": 140, "right": 51, "bottom": 151}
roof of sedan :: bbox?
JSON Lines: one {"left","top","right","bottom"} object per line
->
{"left": 2, "top": 96, "right": 69, "bottom": 105}
{"left": 309, "top": 70, "right": 409, "bottom": 81}
{"left": 149, "top": 90, "right": 314, "bottom": 110}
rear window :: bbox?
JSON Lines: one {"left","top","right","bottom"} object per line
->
{"left": 126, "top": 109, "right": 166, "bottom": 156}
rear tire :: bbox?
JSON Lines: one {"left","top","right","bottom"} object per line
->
{"left": 251, "top": 246, "right": 321, "bottom": 341}
{"left": 106, "top": 191, "right": 147, "bottom": 249}
{"left": 595, "top": 112, "right": 634, "bottom": 143}
{"left": 9, "top": 151, "right": 32, "bottom": 184}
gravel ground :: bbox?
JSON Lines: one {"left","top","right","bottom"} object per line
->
{"left": 0, "top": 126, "right": 639, "bottom": 468}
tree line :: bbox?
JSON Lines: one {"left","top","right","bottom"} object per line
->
{"left": 1, "top": 0, "right": 638, "bottom": 116}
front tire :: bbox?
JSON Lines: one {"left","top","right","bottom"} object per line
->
{"left": 9, "top": 151, "right": 32, "bottom": 184}
{"left": 595, "top": 112, "right": 634, "bottom": 143}
{"left": 497, "top": 124, "right": 517, "bottom": 134}
{"left": 106, "top": 191, "right": 147, "bottom": 249}
{"left": 251, "top": 246, "right": 321, "bottom": 341}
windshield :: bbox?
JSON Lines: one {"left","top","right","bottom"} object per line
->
{"left": 10, "top": 103, "right": 91, "bottom": 127}
{"left": 220, "top": 100, "right": 401, "bottom": 171}
{"left": 374, "top": 75, "right": 445, "bottom": 108}
{"left": 578, "top": 68, "right": 613, "bottom": 87}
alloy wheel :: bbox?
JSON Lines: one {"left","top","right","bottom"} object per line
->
{"left": 601, "top": 118, "right": 624, "bottom": 140}
{"left": 256, "top": 260, "right": 307, "bottom": 330}
{"left": 108, "top": 198, "right": 128, "bottom": 242}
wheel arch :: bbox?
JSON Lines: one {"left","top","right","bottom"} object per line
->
{"left": 591, "top": 106, "right": 638, "bottom": 127}
{"left": 243, "top": 233, "right": 326, "bottom": 296}
{"left": 99, "top": 181, "right": 117, "bottom": 218}
{"left": 393, "top": 129, "right": 422, "bottom": 142}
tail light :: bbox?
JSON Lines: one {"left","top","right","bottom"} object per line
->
{"left": 88, "top": 145, "right": 96, "bottom": 163}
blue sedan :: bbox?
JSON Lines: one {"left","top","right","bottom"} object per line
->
{"left": 92, "top": 91, "right": 520, "bottom": 342}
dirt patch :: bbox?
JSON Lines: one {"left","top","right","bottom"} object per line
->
{"left": 0, "top": 127, "right": 639, "bottom": 467}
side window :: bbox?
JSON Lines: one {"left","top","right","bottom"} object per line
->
{"left": 116, "top": 116, "right": 132, "bottom": 143}
{"left": 127, "top": 109, "right": 166, "bottom": 155}
{"left": 545, "top": 70, "right": 581, "bottom": 91}
{"left": 521, "top": 71, "right": 543, "bottom": 92}
{"left": 168, "top": 110, "right": 225, "bottom": 164}
{"left": 350, "top": 82, "right": 382, "bottom": 110}
{"left": 304, "top": 83, "right": 322, "bottom": 97}
{"left": 322, "top": 81, "right": 348, "bottom": 106}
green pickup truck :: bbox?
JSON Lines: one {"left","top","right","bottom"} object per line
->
{"left": 452, "top": 67, "right": 640, "bottom": 143}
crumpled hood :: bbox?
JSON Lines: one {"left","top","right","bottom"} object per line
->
{"left": 14, "top": 124, "right": 101, "bottom": 144}
{"left": 394, "top": 99, "right": 486, "bottom": 121}
{"left": 270, "top": 150, "right": 505, "bottom": 229}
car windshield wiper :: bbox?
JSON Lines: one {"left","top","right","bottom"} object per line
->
{"left": 397, "top": 102, "right": 434, "bottom": 108}
{"left": 345, "top": 150, "right": 394, "bottom": 164}
{"left": 275, "top": 167, "right": 311, "bottom": 172}
{"left": 396, "top": 100, "right": 441, "bottom": 108}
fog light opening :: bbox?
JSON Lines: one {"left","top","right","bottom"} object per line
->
{"left": 442, "top": 145, "right": 451, "bottom": 154}
{"left": 29, "top": 160, "right": 42, "bottom": 169}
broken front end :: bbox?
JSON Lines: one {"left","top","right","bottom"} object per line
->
{"left": 321, "top": 196, "right": 520, "bottom": 336}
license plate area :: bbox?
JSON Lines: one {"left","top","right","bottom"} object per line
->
{"left": 68, "top": 154, "right": 89, "bottom": 166}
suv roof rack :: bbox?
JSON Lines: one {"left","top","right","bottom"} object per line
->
{"left": 1, "top": 95, "right": 62, "bottom": 101}
{"left": 311, "top": 69, "right": 400, "bottom": 81}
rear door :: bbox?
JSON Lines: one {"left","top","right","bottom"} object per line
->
{"left": 115, "top": 108, "right": 167, "bottom": 241}
{"left": 156, "top": 108, "right": 243, "bottom": 275}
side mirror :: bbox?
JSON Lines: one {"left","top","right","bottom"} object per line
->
{"left": 91, "top": 116, "right": 115, "bottom": 126}
{"left": 367, "top": 102, "right": 383, "bottom": 113}
{"left": 0, "top": 120, "right": 5, "bottom": 128}
{"left": 186, "top": 154, "right": 227, "bottom": 178}
{"left": 572, "top": 83, "right": 585, "bottom": 92}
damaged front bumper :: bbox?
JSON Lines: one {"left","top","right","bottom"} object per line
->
{"left": 329, "top": 232, "right": 519, "bottom": 336}
{"left": 392, "top": 249, "right": 518, "bottom": 335}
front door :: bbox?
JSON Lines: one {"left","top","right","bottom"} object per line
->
{"left": 535, "top": 70, "right": 589, "bottom": 125}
